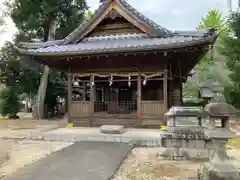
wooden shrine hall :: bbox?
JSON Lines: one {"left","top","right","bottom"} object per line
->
{"left": 16, "top": 0, "right": 218, "bottom": 128}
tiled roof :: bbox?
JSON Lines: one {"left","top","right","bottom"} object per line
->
{"left": 28, "top": 33, "right": 202, "bottom": 54}
{"left": 18, "top": 40, "right": 63, "bottom": 49}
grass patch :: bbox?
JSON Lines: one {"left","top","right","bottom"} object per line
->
{"left": 228, "top": 136, "right": 240, "bottom": 149}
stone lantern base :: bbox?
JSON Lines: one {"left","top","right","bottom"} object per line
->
{"left": 198, "top": 161, "right": 240, "bottom": 180}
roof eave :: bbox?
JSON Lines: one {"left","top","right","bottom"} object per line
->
{"left": 15, "top": 35, "right": 217, "bottom": 58}
{"left": 17, "top": 40, "right": 64, "bottom": 49}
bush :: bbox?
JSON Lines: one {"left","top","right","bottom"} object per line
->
{"left": 0, "top": 88, "right": 21, "bottom": 119}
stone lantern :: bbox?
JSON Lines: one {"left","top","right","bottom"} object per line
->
{"left": 199, "top": 84, "right": 214, "bottom": 107}
{"left": 198, "top": 101, "right": 240, "bottom": 180}
{"left": 161, "top": 106, "right": 206, "bottom": 161}
{"left": 212, "top": 81, "right": 225, "bottom": 97}
{"left": 199, "top": 81, "right": 225, "bottom": 107}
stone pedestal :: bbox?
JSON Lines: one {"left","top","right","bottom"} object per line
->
{"left": 198, "top": 130, "right": 240, "bottom": 180}
{"left": 198, "top": 161, "right": 240, "bottom": 180}
{"left": 161, "top": 107, "right": 207, "bottom": 161}
{"left": 100, "top": 125, "right": 125, "bottom": 134}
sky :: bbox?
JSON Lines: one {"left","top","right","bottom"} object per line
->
{"left": 0, "top": 0, "right": 238, "bottom": 46}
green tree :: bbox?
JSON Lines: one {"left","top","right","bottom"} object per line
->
{"left": 7, "top": 0, "right": 88, "bottom": 41}
{"left": 197, "top": 10, "right": 228, "bottom": 68}
{"left": 0, "top": 40, "right": 42, "bottom": 119}
{"left": 221, "top": 7, "right": 240, "bottom": 108}
{"left": 0, "top": 88, "right": 21, "bottom": 119}
{"left": 183, "top": 10, "right": 231, "bottom": 99}
{"left": 3, "top": 0, "right": 88, "bottom": 118}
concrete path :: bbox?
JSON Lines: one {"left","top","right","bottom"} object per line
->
{"left": 2, "top": 142, "right": 133, "bottom": 180}
{"left": 29, "top": 127, "right": 164, "bottom": 146}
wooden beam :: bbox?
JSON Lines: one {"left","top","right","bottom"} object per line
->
{"left": 137, "top": 73, "right": 141, "bottom": 127}
{"left": 83, "top": 82, "right": 86, "bottom": 101}
{"left": 68, "top": 68, "right": 72, "bottom": 124}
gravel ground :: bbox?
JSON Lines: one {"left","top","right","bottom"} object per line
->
{"left": 112, "top": 148, "right": 200, "bottom": 180}
{"left": 0, "top": 140, "right": 73, "bottom": 178}
{"left": 112, "top": 147, "right": 240, "bottom": 180}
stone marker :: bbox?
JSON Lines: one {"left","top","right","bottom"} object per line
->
{"left": 100, "top": 125, "right": 125, "bottom": 134}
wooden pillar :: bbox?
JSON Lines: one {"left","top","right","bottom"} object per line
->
{"left": 164, "top": 69, "right": 168, "bottom": 111}
{"left": 137, "top": 73, "right": 141, "bottom": 127}
{"left": 101, "top": 87, "right": 104, "bottom": 102}
{"left": 169, "top": 64, "right": 172, "bottom": 107}
{"left": 178, "top": 60, "right": 183, "bottom": 105}
{"left": 67, "top": 69, "right": 72, "bottom": 123}
{"left": 83, "top": 83, "right": 86, "bottom": 101}
{"left": 89, "top": 75, "right": 94, "bottom": 127}
{"left": 163, "top": 69, "right": 168, "bottom": 125}
{"left": 93, "top": 86, "right": 96, "bottom": 101}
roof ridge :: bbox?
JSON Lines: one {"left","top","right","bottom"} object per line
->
{"left": 82, "top": 33, "right": 149, "bottom": 42}
{"left": 61, "top": 2, "right": 109, "bottom": 45}
{"left": 61, "top": 0, "right": 174, "bottom": 45}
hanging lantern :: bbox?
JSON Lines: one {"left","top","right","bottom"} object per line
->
{"left": 128, "top": 76, "right": 131, "bottom": 87}
{"left": 109, "top": 75, "right": 113, "bottom": 86}
{"left": 91, "top": 76, "right": 95, "bottom": 86}
{"left": 143, "top": 77, "right": 147, "bottom": 86}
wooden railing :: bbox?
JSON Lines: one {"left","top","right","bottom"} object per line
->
{"left": 140, "top": 101, "right": 165, "bottom": 119}
{"left": 70, "top": 101, "right": 137, "bottom": 118}
{"left": 70, "top": 101, "right": 90, "bottom": 118}
{"left": 70, "top": 100, "right": 165, "bottom": 120}
{"left": 70, "top": 100, "right": 165, "bottom": 127}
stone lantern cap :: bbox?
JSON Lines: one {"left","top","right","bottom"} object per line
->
{"left": 204, "top": 102, "right": 240, "bottom": 117}
{"left": 165, "top": 106, "right": 204, "bottom": 117}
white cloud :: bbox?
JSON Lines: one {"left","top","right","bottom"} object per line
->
{"left": 0, "top": 0, "right": 236, "bottom": 45}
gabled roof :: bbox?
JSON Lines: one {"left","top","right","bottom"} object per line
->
{"left": 15, "top": 0, "right": 218, "bottom": 57}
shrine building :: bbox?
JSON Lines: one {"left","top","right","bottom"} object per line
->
{"left": 16, "top": 0, "right": 218, "bottom": 128}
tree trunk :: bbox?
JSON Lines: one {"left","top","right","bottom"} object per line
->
{"left": 34, "top": 18, "right": 57, "bottom": 119}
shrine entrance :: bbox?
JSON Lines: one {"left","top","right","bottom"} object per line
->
{"left": 94, "top": 80, "right": 137, "bottom": 117}
{"left": 69, "top": 73, "right": 168, "bottom": 127}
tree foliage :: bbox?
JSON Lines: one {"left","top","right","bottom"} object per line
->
{"left": 197, "top": 10, "right": 228, "bottom": 68}
{"left": 0, "top": 88, "right": 21, "bottom": 119}
{"left": 184, "top": 9, "right": 231, "bottom": 99}
{"left": 7, "top": 0, "right": 88, "bottom": 40}
{"left": 0, "top": 41, "right": 41, "bottom": 94}
{"left": 0, "top": 0, "right": 88, "bottom": 118}
{"left": 221, "top": 7, "right": 240, "bottom": 108}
